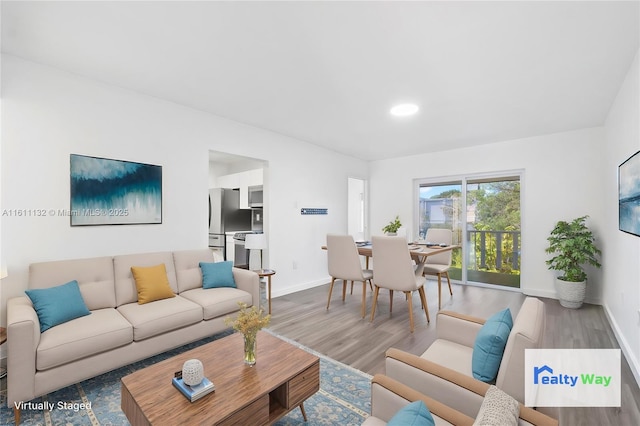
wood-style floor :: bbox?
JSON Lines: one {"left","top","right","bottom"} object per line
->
{"left": 268, "top": 280, "right": 640, "bottom": 426}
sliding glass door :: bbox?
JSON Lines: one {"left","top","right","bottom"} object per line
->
{"left": 416, "top": 172, "right": 521, "bottom": 288}
{"left": 417, "top": 182, "right": 463, "bottom": 280}
{"left": 466, "top": 177, "right": 521, "bottom": 288}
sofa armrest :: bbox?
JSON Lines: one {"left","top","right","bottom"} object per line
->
{"left": 7, "top": 296, "right": 40, "bottom": 406}
{"left": 436, "top": 310, "right": 485, "bottom": 347}
{"left": 232, "top": 268, "right": 260, "bottom": 307}
{"left": 384, "top": 349, "right": 558, "bottom": 426}
{"left": 370, "top": 374, "right": 474, "bottom": 425}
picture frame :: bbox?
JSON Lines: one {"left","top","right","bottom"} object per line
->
{"left": 618, "top": 150, "right": 640, "bottom": 237}
{"left": 70, "top": 154, "right": 162, "bottom": 226}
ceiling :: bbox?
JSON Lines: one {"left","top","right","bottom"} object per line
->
{"left": 2, "top": 1, "right": 639, "bottom": 161}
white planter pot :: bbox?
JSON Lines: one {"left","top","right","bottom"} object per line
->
{"left": 555, "top": 277, "right": 586, "bottom": 309}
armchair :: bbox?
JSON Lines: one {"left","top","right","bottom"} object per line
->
{"left": 385, "top": 297, "right": 545, "bottom": 406}
{"left": 363, "top": 374, "right": 557, "bottom": 426}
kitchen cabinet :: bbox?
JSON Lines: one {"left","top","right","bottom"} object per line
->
{"left": 225, "top": 233, "right": 236, "bottom": 264}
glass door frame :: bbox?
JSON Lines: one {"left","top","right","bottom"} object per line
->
{"left": 413, "top": 169, "right": 524, "bottom": 289}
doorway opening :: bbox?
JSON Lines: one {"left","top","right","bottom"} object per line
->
{"left": 348, "top": 177, "right": 368, "bottom": 241}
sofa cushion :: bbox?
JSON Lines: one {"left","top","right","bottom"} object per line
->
{"left": 36, "top": 308, "right": 133, "bottom": 371}
{"left": 472, "top": 308, "right": 513, "bottom": 383}
{"left": 25, "top": 280, "right": 91, "bottom": 332}
{"left": 173, "top": 249, "right": 219, "bottom": 293}
{"left": 131, "top": 264, "right": 176, "bottom": 304}
{"left": 421, "top": 339, "right": 474, "bottom": 377}
{"left": 29, "top": 256, "right": 116, "bottom": 310}
{"left": 117, "top": 295, "right": 202, "bottom": 341}
{"left": 180, "top": 287, "right": 252, "bottom": 320}
{"left": 200, "top": 261, "right": 236, "bottom": 289}
{"left": 388, "top": 400, "right": 435, "bottom": 426}
{"left": 114, "top": 252, "right": 178, "bottom": 306}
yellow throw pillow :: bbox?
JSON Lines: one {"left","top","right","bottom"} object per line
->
{"left": 131, "top": 264, "right": 175, "bottom": 304}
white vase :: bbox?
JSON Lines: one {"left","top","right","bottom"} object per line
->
{"left": 555, "top": 277, "right": 586, "bottom": 309}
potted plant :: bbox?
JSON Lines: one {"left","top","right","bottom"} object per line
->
{"left": 382, "top": 215, "right": 402, "bottom": 235}
{"left": 545, "top": 215, "right": 601, "bottom": 308}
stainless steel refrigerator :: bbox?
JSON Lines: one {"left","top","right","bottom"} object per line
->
{"left": 208, "top": 188, "right": 251, "bottom": 260}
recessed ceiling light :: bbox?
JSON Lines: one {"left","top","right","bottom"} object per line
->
{"left": 390, "top": 103, "right": 419, "bottom": 117}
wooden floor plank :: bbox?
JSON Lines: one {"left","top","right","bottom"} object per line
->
{"left": 268, "top": 280, "right": 640, "bottom": 425}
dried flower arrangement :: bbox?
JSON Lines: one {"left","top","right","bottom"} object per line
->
{"left": 225, "top": 302, "right": 271, "bottom": 335}
{"left": 225, "top": 302, "right": 271, "bottom": 365}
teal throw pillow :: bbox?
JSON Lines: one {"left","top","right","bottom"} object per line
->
{"left": 472, "top": 308, "right": 513, "bottom": 382}
{"left": 200, "top": 261, "right": 236, "bottom": 289}
{"left": 388, "top": 401, "right": 435, "bottom": 426}
{"left": 25, "top": 280, "right": 91, "bottom": 333}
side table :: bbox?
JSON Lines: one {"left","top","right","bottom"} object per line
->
{"left": 253, "top": 269, "right": 276, "bottom": 314}
{"left": 0, "top": 326, "right": 6, "bottom": 379}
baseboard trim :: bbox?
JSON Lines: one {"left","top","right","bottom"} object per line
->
{"left": 270, "top": 276, "right": 329, "bottom": 298}
{"left": 602, "top": 303, "right": 640, "bottom": 389}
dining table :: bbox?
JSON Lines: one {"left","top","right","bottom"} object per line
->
{"left": 355, "top": 242, "right": 459, "bottom": 268}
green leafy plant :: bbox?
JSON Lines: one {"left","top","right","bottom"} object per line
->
{"left": 382, "top": 215, "right": 402, "bottom": 234}
{"left": 545, "top": 216, "right": 601, "bottom": 282}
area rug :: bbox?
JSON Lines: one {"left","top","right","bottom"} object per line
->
{"left": 0, "top": 329, "right": 371, "bottom": 425}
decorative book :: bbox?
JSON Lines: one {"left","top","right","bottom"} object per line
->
{"left": 172, "top": 376, "right": 215, "bottom": 402}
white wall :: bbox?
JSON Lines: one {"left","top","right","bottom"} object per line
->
{"left": 369, "top": 127, "right": 605, "bottom": 300}
{"left": 0, "top": 55, "right": 368, "bottom": 324}
{"left": 603, "top": 50, "right": 640, "bottom": 384}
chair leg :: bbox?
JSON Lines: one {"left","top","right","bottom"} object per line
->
{"left": 350, "top": 280, "right": 354, "bottom": 295}
{"left": 406, "top": 291, "right": 415, "bottom": 333}
{"left": 14, "top": 407, "right": 21, "bottom": 425}
{"left": 418, "top": 286, "right": 430, "bottom": 323}
{"left": 368, "top": 279, "right": 373, "bottom": 291}
{"left": 445, "top": 271, "right": 453, "bottom": 295}
{"left": 437, "top": 273, "right": 442, "bottom": 310}
{"left": 342, "top": 280, "right": 347, "bottom": 301}
{"left": 370, "top": 286, "right": 380, "bottom": 322}
{"left": 361, "top": 280, "right": 367, "bottom": 318}
{"left": 389, "top": 290, "right": 394, "bottom": 313}
{"left": 326, "top": 277, "right": 336, "bottom": 310}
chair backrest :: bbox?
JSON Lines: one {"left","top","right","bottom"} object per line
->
{"left": 326, "top": 234, "right": 367, "bottom": 281}
{"left": 425, "top": 228, "right": 453, "bottom": 266}
{"left": 496, "top": 297, "right": 546, "bottom": 403}
{"left": 372, "top": 236, "right": 421, "bottom": 291}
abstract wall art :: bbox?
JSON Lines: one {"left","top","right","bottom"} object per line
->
{"left": 70, "top": 154, "right": 162, "bottom": 226}
{"left": 619, "top": 150, "right": 640, "bottom": 237}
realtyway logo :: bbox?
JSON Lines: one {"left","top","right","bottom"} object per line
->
{"left": 533, "top": 365, "right": 612, "bottom": 387}
{"left": 525, "top": 349, "right": 620, "bottom": 407}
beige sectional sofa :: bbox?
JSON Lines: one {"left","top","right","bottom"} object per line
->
{"left": 6, "top": 249, "right": 260, "bottom": 422}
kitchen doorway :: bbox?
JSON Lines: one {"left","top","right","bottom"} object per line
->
{"left": 348, "top": 177, "right": 368, "bottom": 241}
{"left": 209, "top": 151, "right": 268, "bottom": 267}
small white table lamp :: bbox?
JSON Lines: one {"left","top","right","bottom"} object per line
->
{"left": 245, "top": 233, "right": 267, "bottom": 271}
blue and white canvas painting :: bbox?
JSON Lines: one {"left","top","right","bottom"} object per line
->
{"left": 70, "top": 154, "right": 162, "bottom": 226}
{"left": 619, "top": 150, "right": 640, "bottom": 237}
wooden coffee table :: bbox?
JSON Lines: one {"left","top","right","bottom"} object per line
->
{"left": 121, "top": 331, "right": 319, "bottom": 425}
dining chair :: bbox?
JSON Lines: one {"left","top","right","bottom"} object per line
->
{"left": 326, "top": 234, "right": 373, "bottom": 318}
{"left": 370, "top": 236, "right": 430, "bottom": 332}
{"left": 423, "top": 228, "right": 453, "bottom": 309}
